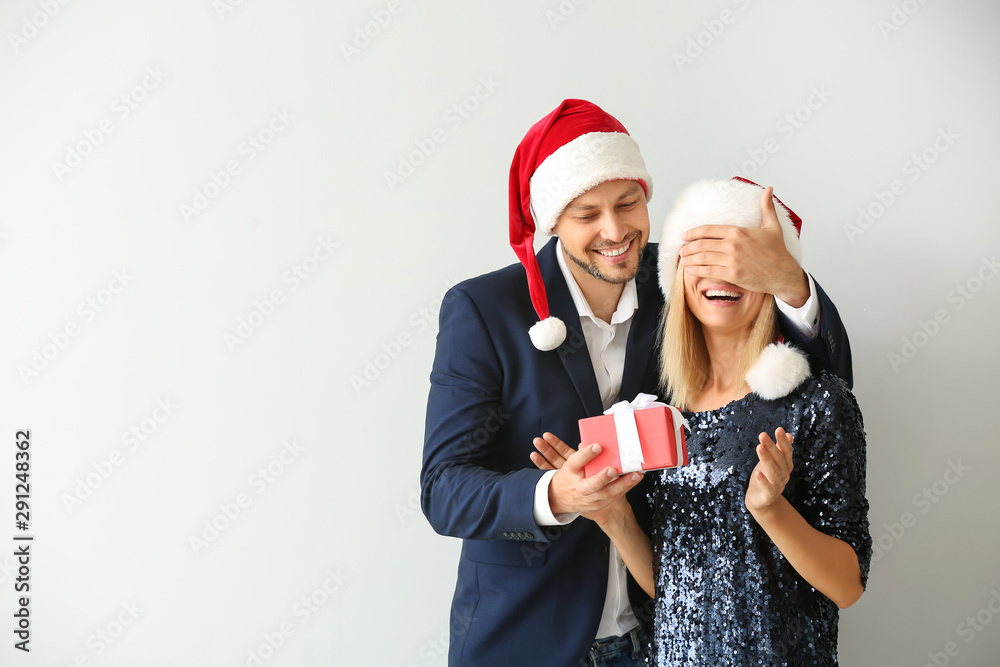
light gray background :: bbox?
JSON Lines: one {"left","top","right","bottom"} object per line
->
{"left": 2, "top": 1, "right": 998, "bottom": 665}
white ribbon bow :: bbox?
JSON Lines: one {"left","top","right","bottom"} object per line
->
{"left": 604, "top": 393, "right": 690, "bottom": 473}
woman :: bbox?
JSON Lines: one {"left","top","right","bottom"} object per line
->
{"left": 534, "top": 179, "right": 871, "bottom": 665}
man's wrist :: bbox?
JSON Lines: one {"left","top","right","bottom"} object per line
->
{"left": 775, "top": 268, "right": 810, "bottom": 308}
{"left": 535, "top": 470, "right": 578, "bottom": 525}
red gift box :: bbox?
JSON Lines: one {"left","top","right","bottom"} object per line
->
{"left": 578, "top": 394, "right": 688, "bottom": 478}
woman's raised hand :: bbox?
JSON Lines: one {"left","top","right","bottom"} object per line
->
{"left": 745, "top": 427, "right": 795, "bottom": 512}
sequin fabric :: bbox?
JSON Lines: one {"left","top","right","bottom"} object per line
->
{"left": 646, "top": 371, "right": 871, "bottom": 666}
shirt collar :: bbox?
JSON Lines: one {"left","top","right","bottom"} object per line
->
{"left": 555, "top": 239, "right": 638, "bottom": 326}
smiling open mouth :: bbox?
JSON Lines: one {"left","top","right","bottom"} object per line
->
{"left": 703, "top": 289, "right": 742, "bottom": 303}
{"left": 594, "top": 237, "right": 634, "bottom": 258}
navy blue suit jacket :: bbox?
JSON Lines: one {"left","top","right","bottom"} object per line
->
{"left": 420, "top": 238, "right": 852, "bottom": 666}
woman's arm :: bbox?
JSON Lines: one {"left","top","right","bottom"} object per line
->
{"left": 532, "top": 433, "right": 656, "bottom": 598}
{"left": 591, "top": 500, "right": 656, "bottom": 598}
{"left": 745, "top": 428, "right": 864, "bottom": 608}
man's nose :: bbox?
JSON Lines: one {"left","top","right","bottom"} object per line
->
{"left": 598, "top": 211, "right": 627, "bottom": 242}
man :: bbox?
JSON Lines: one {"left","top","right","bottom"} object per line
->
{"left": 421, "top": 99, "right": 852, "bottom": 666}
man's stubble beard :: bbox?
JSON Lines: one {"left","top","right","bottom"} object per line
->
{"left": 562, "top": 236, "right": 646, "bottom": 285}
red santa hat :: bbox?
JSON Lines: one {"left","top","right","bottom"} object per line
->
{"left": 509, "top": 99, "right": 653, "bottom": 351}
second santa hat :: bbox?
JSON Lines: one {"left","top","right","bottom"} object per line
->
{"left": 509, "top": 99, "right": 653, "bottom": 351}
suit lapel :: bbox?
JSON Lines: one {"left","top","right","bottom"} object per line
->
{"left": 537, "top": 239, "right": 604, "bottom": 417}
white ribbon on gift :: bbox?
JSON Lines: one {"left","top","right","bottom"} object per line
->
{"left": 604, "top": 393, "right": 690, "bottom": 473}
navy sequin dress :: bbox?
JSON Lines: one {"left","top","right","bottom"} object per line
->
{"left": 647, "top": 371, "right": 871, "bottom": 666}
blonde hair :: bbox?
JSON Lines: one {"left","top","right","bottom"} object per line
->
{"left": 658, "top": 263, "right": 777, "bottom": 410}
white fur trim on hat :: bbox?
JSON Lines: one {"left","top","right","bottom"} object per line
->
{"left": 529, "top": 132, "right": 652, "bottom": 236}
{"left": 528, "top": 316, "right": 567, "bottom": 351}
{"left": 658, "top": 179, "right": 803, "bottom": 302}
{"left": 746, "top": 342, "right": 811, "bottom": 400}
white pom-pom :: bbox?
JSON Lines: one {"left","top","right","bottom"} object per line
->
{"left": 746, "top": 342, "right": 811, "bottom": 400}
{"left": 528, "top": 316, "right": 567, "bottom": 351}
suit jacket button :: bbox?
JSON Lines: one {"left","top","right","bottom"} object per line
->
{"left": 595, "top": 543, "right": 608, "bottom": 555}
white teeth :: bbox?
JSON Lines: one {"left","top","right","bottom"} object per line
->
{"left": 596, "top": 242, "right": 628, "bottom": 257}
{"left": 704, "top": 290, "right": 741, "bottom": 299}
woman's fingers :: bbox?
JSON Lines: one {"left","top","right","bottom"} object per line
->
{"left": 532, "top": 435, "right": 568, "bottom": 469}
{"left": 529, "top": 451, "right": 555, "bottom": 471}
{"left": 541, "top": 432, "right": 578, "bottom": 460}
